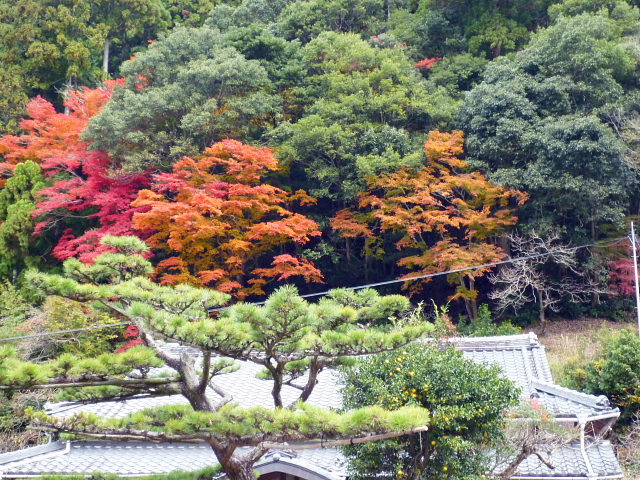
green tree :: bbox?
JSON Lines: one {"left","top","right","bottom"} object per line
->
{"left": 90, "top": 0, "right": 171, "bottom": 75}
{"left": 272, "top": 32, "right": 455, "bottom": 203}
{"left": 279, "top": 0, "right": 387, "bottom": 43}
{"left": 1, "top": 235, "right": 433, "bottom": 480}
{"left": 206, "top": 0, "right": 291, "bottom": 29}
{"left": 0, "top": 66, "right": 29, "bottom": 135}
{"left": 458, "top": 11, "right": 639, "bottom": 240}
{"left": 341, "top": 342, "right": 519, "bottom": 480}
{"left": 0, "top": 280, "right": 30, "bottom": 340}
{"left": 0, "top": 161, "right": 47, "bottom": 282}
{"left": 0, "top": 0, "right": 172, "bottom": 112}
{"left": 165, "top": 0, "right": 219, "bottom": 27}
{"left": 564, "top": 328, "right": 640, "bottom": 423}
{"left": 387, "top": 0, "right": 551, "bottom": 60}
{"left": 0, "top": 0, "right": 104, "bottom": 96}
{"left": 84, "top": 26, "right": 280, "bottom": 171}
{"left": 467, "top": 12, "right": 529, "bottom": 58}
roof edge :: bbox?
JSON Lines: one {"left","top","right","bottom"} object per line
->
{"left": 531, "top": 379, "right": 619, "bottom": 412}
{"left": 0, "top": 441, "right": 67, "bottom": 467}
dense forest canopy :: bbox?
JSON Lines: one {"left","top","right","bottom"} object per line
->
{"left": 1, "top": 0, "right": 640, "bottom": 321}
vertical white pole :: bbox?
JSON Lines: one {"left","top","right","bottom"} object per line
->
{"left": 631, "top": 222, "right": 640, "bottom": 335}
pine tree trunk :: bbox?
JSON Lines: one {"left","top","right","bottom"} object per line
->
{"left": 220, "top": 457, "right": 258, "bottom": 480}
{"left": 103, "top": 38, "right": 110, "bottom": 74}
{"left": 217, "top": 447, "right": 265, "bottom": 480}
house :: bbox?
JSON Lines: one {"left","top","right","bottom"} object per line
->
{"left": 0, "top": 333, "right": 623, "bottom": 479}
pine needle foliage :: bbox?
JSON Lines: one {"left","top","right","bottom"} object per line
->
{"left": 4, "top": 236, "right": 433, "bottom": 480}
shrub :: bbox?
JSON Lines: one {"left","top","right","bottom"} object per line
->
{"left": 341, "top": 342, "right": 519, "bottom": 480}
{"left": 458, "top": 304, "right": 521, "bottom": 337}
{"left": 562, "top": 328, "right": 640, "bottom": 423}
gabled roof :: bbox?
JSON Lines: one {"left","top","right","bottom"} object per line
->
{"left": 0, "top": 334, "right": 623, "bottom": 480}
{"left": 455, "top": 333, "right": 619, "bottom": 421}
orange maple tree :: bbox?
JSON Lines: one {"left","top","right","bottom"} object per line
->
{"left": 132, "top": 140, "right": 323, "bottom": 298}
{"left": 331, "top": 130, "right": 527, "bottom": 319}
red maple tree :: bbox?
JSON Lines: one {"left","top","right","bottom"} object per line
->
{"left": 0, "top": 81, "right": 153, "bottom": 262}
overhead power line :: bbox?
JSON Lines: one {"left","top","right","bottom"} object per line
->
{"left": 0, "top": 237, "right": 626, "bottom": 343}
{"left": 0, "top": 322, "right": 130, "bottom": 342}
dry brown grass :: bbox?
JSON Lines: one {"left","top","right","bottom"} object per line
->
{"left": 523, "top": 319, "right": 629, "bottom": 381}
{"left": 0, "top": 430, "right": 47, "bottom": 454}
{"left": 611, "top": 416, "right": 640, "bottom": 480}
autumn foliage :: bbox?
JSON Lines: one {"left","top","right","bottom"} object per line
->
{"left": 132, "top": 140, "right": 323, "bottom": 298}
{"left": 0, "top": 82, "right": 120, "bottom": 177}
{"left": 608, "top": 246, "right": 636, "bottom": 297}
{"left": 332, "top": 130, "right": 527, "bottom": 316}
{"left": 415, "top": 57, "right": 442, "bottom": 70}
{"left": 0, "top": 81, "right": 153, "bottom": 262}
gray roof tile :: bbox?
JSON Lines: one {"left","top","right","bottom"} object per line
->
{"left": 504, "top": 441, "right": 623, "bottom": 478}
{"left": 9, "top": 335, "right": 622, "bottom": 479}
{"left": 0, "top": 441, "right": 66, "bottom": 466}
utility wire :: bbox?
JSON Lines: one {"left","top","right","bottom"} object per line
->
{"left": 209, "top": 237, "right": 626, "bottom": 311}
{"left": 0, "top": 237, "right": 626, "bottom": 343}
{"left": 0, "top": 322, "right": 130, "bottom": 342}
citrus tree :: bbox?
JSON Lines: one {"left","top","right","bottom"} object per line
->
{"left": 341, "top": 342, "right": 519, "bottom": 480}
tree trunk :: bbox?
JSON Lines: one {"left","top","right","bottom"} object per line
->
{"left": 216, "top": 445, "right": 266, "bottom": 480}
{"left": 220, "top": 459, "right": 258, "bottom": 480}
{"left": 269, "top": 362, "right": 284, "bottom": 408}
{"left": 500, "top": 445, "right": 533, "bottom": 479}
{"left": 539, "top": 300, "right": 546, "bottom": 335}
{"left": 461, "top": 278, "right": 478, "bottom": 320}
{"left": 103, "top": 38, "right": 110, "bottom": 74}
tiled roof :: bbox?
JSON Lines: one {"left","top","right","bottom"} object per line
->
{"left": 4, "top": 335, "right": 623, "bottom": 479}
{"left": 506, "top": 441, "right": 622, "bottom": 478}
{"left": 457, "top": 334, "right": 618, "bottom": 419}
{"left": 2, "top": 442, "right": 217, "bottom": 476}
{"left": 3, "top": 440, "right": 623, "bottom": 479}
{"left": 0, "top": 441, "right": 66, "bottom": 466}
{"left": 0, "top": 441, "right": 348, "bottom": 479}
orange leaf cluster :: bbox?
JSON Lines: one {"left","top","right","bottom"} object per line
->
{"left": 415, "top": 57, "right": 442, "bottom": 70}
{"left": 132, "top": 140, "right": 323, "bottom": 298}
{"left": 0, "top": 80, "right": 123, "bottom": 181}
{"left": 332, "top": 130, "right": 527, "bottom": 298}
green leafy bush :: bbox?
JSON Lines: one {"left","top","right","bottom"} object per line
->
{"left": 341, "top": 342, "right": 519, "bottom": 479}
{"left": 562, "top": 328, "right": 640, "bottom": 423}
{"left": 458, "top": 304, "right": 522, "bottom": 337}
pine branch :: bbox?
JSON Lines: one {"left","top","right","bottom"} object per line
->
{"left": 259, "top": 426, "right": 430, "bottom": 450}
{"left": 0, "top": 377, "right": 180, "bottom": 390}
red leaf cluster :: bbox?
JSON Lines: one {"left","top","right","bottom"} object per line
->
{"left": 0, "top": 80, "right": 153, "bottom": 262}
{"left": 415, "top": 57, "right": 442, "bottom": 70}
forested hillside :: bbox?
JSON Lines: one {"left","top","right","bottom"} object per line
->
{"left": 1, "top": 0, "right": 640, "bottom": 323}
